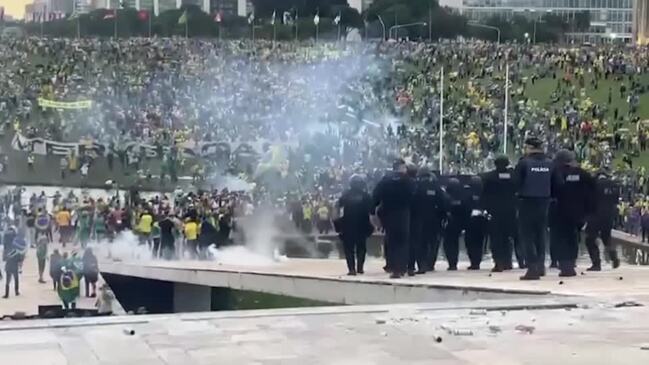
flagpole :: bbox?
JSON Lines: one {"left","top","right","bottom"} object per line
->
{"left": 185, "top": 19, "right": 188, "bottom": 38}
{"left": 503, "top": 63, "right": 510, "bottom": 155}
{"left": 295, "top": 8, "right": 299, "bottom": 41}
{"left": 439, "top": 66, "right": 444, "bottom": 174}
{"left": 273, "top": 22, "right": 276, "bottom": 44}
{"left": 316, "top": 24, "right": 319, "bottom": 43}
{"left": 114, "top": 10, "right": 118, "bottom": 38}
{"left": 77, "top": 16, "right": 81, "bottom": 39}
{"left": 149, "top": 9, "right": 152, "bottom": 38}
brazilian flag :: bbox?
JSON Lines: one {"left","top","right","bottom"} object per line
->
{"left": 58, "top": 270, "right": 80, "bottom": 306}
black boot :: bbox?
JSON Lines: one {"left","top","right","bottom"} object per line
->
{"left": 491, "top": 265, "right": 504, "bottom": 273}
{"left": 520, "top": 264, "right": 540, "bottom": 281}
{"left": 538, "top": 265, "right": 546, "bottom": 277}
{"left": 586, "top": 262, "right": 601, "bottom": 271}
{"left": 558, "top": 261, "right": 577, "bottom": 277}
{"left": 549, "top": 261, "right": 558, "bottom": 269}
{"left": 609, "top": 251, "right": 620, "bottom": 269}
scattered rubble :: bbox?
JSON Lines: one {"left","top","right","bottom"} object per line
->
{"left": 515, "top": 325, "right": 535, "bottom": 334}
{"left": 488, "top": 325, "right": 502, "bottom": 334}
{"left": 440, "top": 325, "right": 473, "bottom": 336}
{"left": 470, "top": 309, "right": 487, "bottom": 316}
{"left": 640, "top": 344, "right": 649, "bottom": 351}
{"left": 375, "top": 319, "right": 386, "bottom": 325}
{"left": 614, "top": 301, "right": 643, "bottom": 308}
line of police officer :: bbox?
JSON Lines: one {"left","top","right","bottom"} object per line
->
{"left": 335, "top": 137, "right": 620, "bottom": 280}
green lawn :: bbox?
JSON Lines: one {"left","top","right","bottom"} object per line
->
{"left": 522, "top": 71, "right": 649, "bottom": 168}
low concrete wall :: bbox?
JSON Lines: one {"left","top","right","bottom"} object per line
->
{"left": 101, "top": 263, "right": 550, "bottom": 306}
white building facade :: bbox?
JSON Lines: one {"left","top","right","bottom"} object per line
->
{"left": 459, "top": 0, "right": 634, "bottom": 43}
{"left": 95, "top": 0, "right": 246, "bottom": 16}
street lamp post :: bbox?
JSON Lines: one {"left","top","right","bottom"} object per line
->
{"left": 468, "top": 22, "right": 501, "bottom": 44}
{"left": 389, "top": 22, "right": 427, "bottom": 40}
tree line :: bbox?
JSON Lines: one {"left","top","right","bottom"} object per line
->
{"left": 13, "top": 0, "right": 589, "bottom": 43}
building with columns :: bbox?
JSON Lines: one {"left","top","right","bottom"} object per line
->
{"left": 94, "top": 0, "right": 246, "bottom": 16}
{"left": 455, "top": 0, "right": 634, "bottom": 43}
{"left": 634, "top": 0, "right": 649, "bottom": 44}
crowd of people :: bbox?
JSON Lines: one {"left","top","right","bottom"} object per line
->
{"left": 1, "top": 37, "right": 649, "bottom": 287}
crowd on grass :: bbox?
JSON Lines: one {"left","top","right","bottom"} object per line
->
{"left": 1, "top": 38, "right": 649, "bottom": 245}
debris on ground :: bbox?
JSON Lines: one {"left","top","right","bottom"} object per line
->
{"left": 375, "top": 319, "right": 386, "bottom": 325}
{"left": 440, "top": 325, "right": 474, "bottom": 336}
{"left": 515, "top": 325, "right": 535, "bottom": 334}
{"left": 640, "top": 344, "right": 649, "bottom": 350}
{"left": 614, "top": 301, "right": 643, "bottom": 308}
{"left": 380, "top": 331, "right": 388, "bottom": 337}
{"left": 470, "top": 309, "right": 487, "bottom": 316}
{"left": 488, "top": 325, "right": 502, "bottom": 334}
{"left": 434, "top": 336, "right": 443, "bottom": 343}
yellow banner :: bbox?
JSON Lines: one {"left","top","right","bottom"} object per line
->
{"left": 38, "top": 98, "right": 92, "bottom": 109}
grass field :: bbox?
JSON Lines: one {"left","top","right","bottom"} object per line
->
{"left": 523, "top": 71, "right": 649, "bottom": 168}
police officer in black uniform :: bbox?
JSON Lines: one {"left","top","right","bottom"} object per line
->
{"left": 585, "top": 168, "right": 621, "bottom": 271}
{"left": 514, "top": 137, "right": 560, "bottom": 280}
{"left": 552, "top": 149, "right": 596, "bottom": 277}
{"left": 443, "top": 177, "right": 468, "bottom": 271}
{"left": 482, "top": 156, "right": 519, "bottom": 272}
{"left": 373, "top": 159, "right": 415, "bottom": 278}
{"left": 409, "top": 168, "right": 446, "bottom": 274}
{"left": 465, "top": 176, "right": 487, "bottom": 270}
{"left": 336, "top": 175, "right": 374, "bottom": 276}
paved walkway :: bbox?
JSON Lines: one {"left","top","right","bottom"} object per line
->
{"left": 0, "top": 300, "right": 647, "bottom": 365}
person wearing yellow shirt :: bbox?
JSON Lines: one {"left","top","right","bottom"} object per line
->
{"left": 56, "top": 208, "right": 72, "bottom": 247}
{"left": 184, "top": 219, "right": 199, "bottom": 259}
{"left": 138, "top": 211, "right": 154, "bottom": 247}
{"left": 302, "top": 203, "right": 313, "bottom": 233}
{"left": 316, "top": 204, "right": 330, "bottom": 234}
